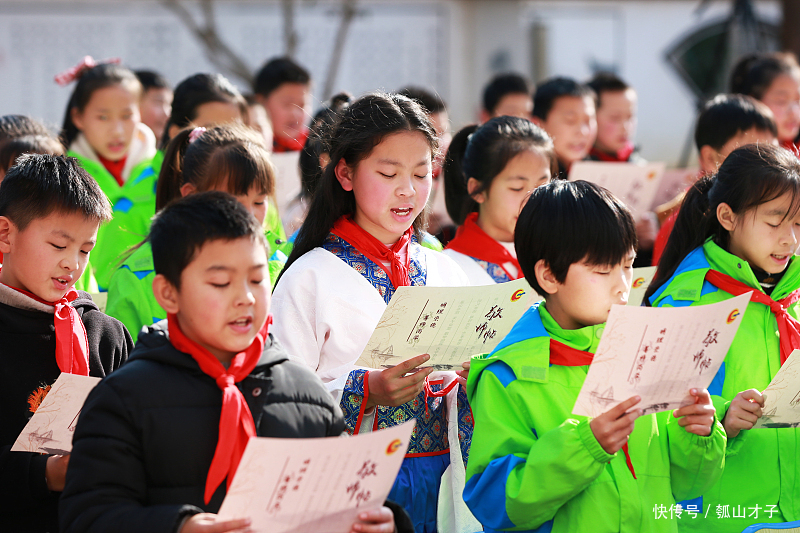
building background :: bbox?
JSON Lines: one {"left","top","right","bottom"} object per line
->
{"left": 0, "top": 0, "right": 783, "bottom": 166}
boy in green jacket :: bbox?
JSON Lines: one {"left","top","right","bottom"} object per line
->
{"left": 464, "top": 180, "right": 727, "bottom": 533}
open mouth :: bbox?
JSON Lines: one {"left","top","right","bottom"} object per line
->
{"left": 391, "top": 207, "right": 413, "bottom": 216}
{"left": 229, "top": 317, "right": 253, "bottom": 332}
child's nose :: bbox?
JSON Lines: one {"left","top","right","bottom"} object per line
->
{"left": 396, "top": 175, "right": 416, "bottom": 196}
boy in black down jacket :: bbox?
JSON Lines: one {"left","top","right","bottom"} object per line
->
{"left": 60, "top": 192, "right": 403, "bottom": 533}
{"left": 0, "top": 154, "right": 132, "bottom": 532}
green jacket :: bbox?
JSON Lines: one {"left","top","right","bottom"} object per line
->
{"left": 90, "top": 152, "right": 163, "bottom": 290}
{"left": 464, "top": 303, "right": 726, "bottom": 533}
{"left": 105, "top": 242, "right": 286, "bottom": 342}
{"left": 74, "top": 258, "right": 99, "bottom": 293}
{"left": 68, "top": 150, "right": 153, "bottom": 207}
{"left": 650, "top": 238, "right": 800, "bottom": 531}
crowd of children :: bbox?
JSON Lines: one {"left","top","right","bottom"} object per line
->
{"left": 2, "top": 47, "right": 800, "bottom": 533}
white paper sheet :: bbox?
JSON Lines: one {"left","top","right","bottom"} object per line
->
{"left": 568, "top": 161, "right": 666, "bottom": 218}
{"left": 354, "top": 279, "right": 536, "bottom": 370}
{"left": 627, "top": 266, "right": 657, "bottom": 307}
{"left": 11, "top": 373, "right": 100, "bottom": 454}
{"left": 755, "top": 349, "right": 800, "bottom": 429}
{"left": 573, "top": 293, "right": 750, "bottom": 418}
{"left": 271, "top": 151, "right": 302, "bottom": 214}
{"left": 217, "top": 421, "right": 415, "bottom": 533}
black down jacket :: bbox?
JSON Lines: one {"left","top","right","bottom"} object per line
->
{"left": 59, "top": 320, "right": 345, "bottom": 533}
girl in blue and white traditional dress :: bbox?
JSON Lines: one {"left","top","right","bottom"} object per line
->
{"left": 271, "top": 93, "right": 473, "bottom": 533}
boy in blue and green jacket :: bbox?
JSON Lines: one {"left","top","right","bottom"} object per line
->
{"left": 464, "top": 180, "right": 727, "bottom": 533}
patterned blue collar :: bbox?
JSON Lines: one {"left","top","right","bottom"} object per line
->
{"left": 323, "top": 234, "right": 428, "bottom": 304}
{"left": 468, "top": 257, "right": 513, "bottom": 283}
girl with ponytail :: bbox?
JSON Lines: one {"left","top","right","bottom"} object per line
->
{"left": 105, "top": 124, "right": 280, "bottom": 340}
{"left": 647, "top": 143, "right": 800, "bottom": 532}
{"left": 442, "top": 116, "right": 555, "bottom": 285}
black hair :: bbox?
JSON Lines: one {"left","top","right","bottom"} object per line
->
{"left": 532, "top": 77, "right": 596, "bottom": 121}
{"left": 149, "top": 191, "right": 266, "bottom": 289}
{"left": 647, "top": 144, "right": 800, "bottom": 301}
{"left": 0, "top": 115, "right": 52, "bottom": 145}
{"left": 0, "top": 135, "right": 64, "bottom": 175}
{"left": 482, "top": 73, "right": 532, "bottom": 115}
{"left": 730, "top": 52, "right": 800, "bottom": 100}
{"left": 515, "top": 180, "right": 637, "bottom": 296}
{"left": 280, "top": 92, "right": 438, "bottom": 280}
{"left": 156, "top": 124, "right": 275, "bottom": 212}
{"left": 695, "top": 94, "right": 777, "bottom": 151}
{"left": 299, "top": 93, "right": 352, "bottom": 200}
{"left": 60, "top": 63, "right": 142, "bottom": 149}
{"left": 586, "top": 72, "right": 631, "bottom": 108}
{"left": 398, "top": 87, "right": 447, "bottom": 114}
{"left": 443, "top": 116, "right": 556, "bottom": 225}
{"left": 135, "top": 70, "right": 171, "bottom": 91}
{"left": 0, "top": 154, "right": 111, "bottom": 231}
{"left": 253, "top": 57, "right": 311, "bottom": 97}
{"left": 161, "top": 73, "right": 247, "bottom": 150}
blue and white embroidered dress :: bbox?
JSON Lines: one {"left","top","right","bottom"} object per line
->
{"left": 271, "top": 234, "right": 472, "bottom": 533}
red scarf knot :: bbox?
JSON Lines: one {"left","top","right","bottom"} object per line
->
{"left": 167, "top": 313, "right": 270, "bottom": 504}
{"left": 0, "top": 276, "right": 90, "bottom": 376}
{"left": 331, "top": 215, "right": 413, "bottom": 289}
{"left": 705, "top": 269, "right": 800, "bottom": 365}
{"left": 445, "top": 212, "right": 522, "bottom": 280}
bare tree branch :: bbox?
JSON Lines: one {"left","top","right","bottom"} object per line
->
{"left": 161, "top": 0, "right": 254, "bottom": 86}
{"left": 322, "top": 0, "right": 358, "bottom": 100}
{"left": 282, "top": 0, "right": 298, "bottom": 58}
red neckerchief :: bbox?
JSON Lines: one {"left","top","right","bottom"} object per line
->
{"left": 445, "top": 212, "right": 522, "bottom": 280}
{"left": 781, "top": 139, "right": 800, "bottom": 157}
{"left": 167, "top": 313, "right": 271, "bottom": 504}
{"left": 97, "top": 154, "right": 127, "bottom": 186}
{"left": 272, "top": 128, "right": 309, "bottom": 153}
{"left": 331, "top": 215, "right": 412, "bottom": 289}
{"left": 589, "top": 142, "right": 635, "bottom": 163}
{"left": 550, "top": 338, "right": 636, "bottom": 479}
{"left": 705, "top": 269, "right": 800, "bottom": 365}
{"left": 0, "top": 276, "right": 89, "bottom": 375}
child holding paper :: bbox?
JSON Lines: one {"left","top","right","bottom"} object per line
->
{"left": 465, "top": 180, "right": 726, "bottom": 533}
{"left": 271, "top": 93, "right": 472, "bottom": 533}
{"left": 60, "top": 192, "right": 400, "bottom": 533}
{"left": 0, "top": 155, "right": 132, "bottom": 532}
{"left": 443, "top": 116, "right": 554, "bottom": 285}
{"left": 647, "top": 143, "right": 800, "bottom": 531}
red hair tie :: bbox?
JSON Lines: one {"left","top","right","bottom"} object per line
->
{"left": 55, "top": 56, "right": 122, "bottom": 87}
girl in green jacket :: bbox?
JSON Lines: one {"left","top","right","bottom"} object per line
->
{"left": 648, "top": 143, "right": 800, "bottom": 532}
{"left": 105, "top": 124, "right": 283, "bottom": 341}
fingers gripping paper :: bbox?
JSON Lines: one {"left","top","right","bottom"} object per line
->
{"left": 573, "top": 293, "right": 750, "bottom": 418}
{"left": 217, "top": 420, "right": 415, "bottom": 533}
{"left": 355, "top": 279, "right": 536, "bottom": 370}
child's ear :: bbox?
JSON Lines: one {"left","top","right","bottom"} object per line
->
{"left": 699, "top": 145, "right": 721, "bottom": 176}
{"left": 0, "top": 216, "right": 16, "bottom": 254}
{"left": 179, "top": 182, "right": 197, "bottom": 198}
{"left": 717, "top": 202, "right": 738, "bottom": 232}
{"left": 334, "top": 159, "right": 354, "bottom": 192}
{"left": 152, "top": 274, "right": 181, "bottom": 315}
{"left": 479, "top": 109, "right": 491, "bottom": 124}
{"left": 70, "top": 107, "right": 85, "bottom": 131}
{"left": 531, "top": 116, "right": 545, "bottom": 129}
{"left": 467, "top": 178, "right": 486, "bottom": 203}
{"left": 534, "top": 259, "right": 559, "bottom": 295}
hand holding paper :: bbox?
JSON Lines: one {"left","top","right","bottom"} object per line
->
{"left": 753, "top": 348, "right": 800, "bottom": 429}
{"left": 573, "top": 293, "right": 750, "bottom": 418}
